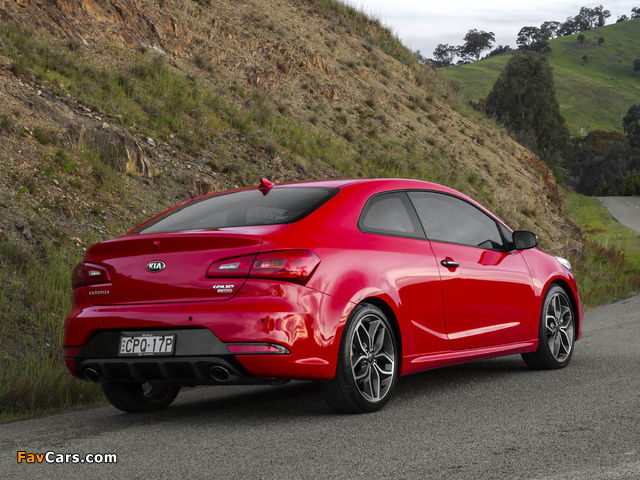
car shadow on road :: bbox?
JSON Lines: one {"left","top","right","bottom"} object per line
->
{"left": 95, "top": 355, "right": 532, "bottom": 424}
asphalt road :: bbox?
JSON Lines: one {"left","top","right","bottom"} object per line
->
{"left": 599, "top": 196, "right": 640, "bottom": 234}
{"left": 2, "top": 294, "right": 640, "bottom": 480}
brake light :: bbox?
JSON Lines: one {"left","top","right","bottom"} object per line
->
{"left": 251, "top": 250, "right": 320, "bottom": 283}
{"left": 206, "top": 250, "right": 320, "bottom": 284}
{"left": 71, "top": 262, "right": 112, "bottom": 289}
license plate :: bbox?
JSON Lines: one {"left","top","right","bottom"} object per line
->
{"left": 118, "top": 334, "right": 175, "bottom": 356}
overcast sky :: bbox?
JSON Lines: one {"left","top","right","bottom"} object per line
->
{"left": 351, "top": 1, "right": 639, "bottom": 59}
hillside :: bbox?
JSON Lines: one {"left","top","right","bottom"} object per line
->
{"left": 439, "top": 18, "right": 640, "bottom": 136}
{"left": 0, "top": 0, "right": 586, "bottom": 418}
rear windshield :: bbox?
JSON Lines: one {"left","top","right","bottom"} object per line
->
{"left": 131, "top": 187, "right": 338, "bottom": 234}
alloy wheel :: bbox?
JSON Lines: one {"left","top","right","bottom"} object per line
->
{"left": 544, "top": 292, "right": 574, "bottom": 362}
{"left": 349, "top": 313, "right": 396, "bottom": 403}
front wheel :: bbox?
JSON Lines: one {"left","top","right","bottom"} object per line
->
{"left": 320, "top": 304, "right": 398, "bottom": 413}
{"left": 102, "top": 382, "right": 180, "bottom": 413}
{"left": 522, "top": 285, "right": 576, "bottom": 370}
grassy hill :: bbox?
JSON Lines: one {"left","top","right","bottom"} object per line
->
{"left": 439, "top": 18, "right": 640, "bottom": 136}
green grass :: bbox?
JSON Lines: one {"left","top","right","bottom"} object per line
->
{"left": 439, "top": 18, "right": 640, "bottom": 136}
{"left": 563, "top": 189, "right": 640, "bottom": 308}
{"left": 0, "top": 240, "right": 104, "bottom": 422}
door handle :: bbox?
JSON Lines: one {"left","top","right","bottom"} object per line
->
{"left": 441, "top": 259, "right": 459, "bottom": 268}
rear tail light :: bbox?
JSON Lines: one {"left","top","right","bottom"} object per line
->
{"left": 72, "top": 262, "right": 112, "bottom": 289}
{"left": 207, "top": 250, "right": 320, "bottom": 284}
{"left": 206, "top": 255, "right": 255, "bottom": 278}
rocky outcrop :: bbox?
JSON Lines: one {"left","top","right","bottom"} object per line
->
{"left": 78, "top": 125, "right": 156, "bottom": 177}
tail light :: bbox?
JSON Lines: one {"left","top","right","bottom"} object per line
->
{"left": 207, "top": 250, "right": 320, "bottom": 284}
{"left": 72, "top": 262, "right": 112, "bottom": 289}
{"left": 206, "top": 255, "right": 255, "bottom": 278}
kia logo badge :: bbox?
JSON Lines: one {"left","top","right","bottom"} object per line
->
{"left": 146, "top": 261, "right": 166, "bottom": 273}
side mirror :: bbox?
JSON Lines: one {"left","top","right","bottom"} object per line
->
{"left": 513, "top": 230, "right": 539, "bottom": 250}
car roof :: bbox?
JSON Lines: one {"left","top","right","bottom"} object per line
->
{"left": 271, "top": 177, "right": 454, "bottom": 193}
{"left": 270, "top": 178, "right": 507, "bottom": 227}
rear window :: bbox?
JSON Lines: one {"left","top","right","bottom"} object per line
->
{"left": 132, "top": 187, "right": 338, "bottom": 234}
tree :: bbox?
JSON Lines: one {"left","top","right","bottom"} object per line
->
{"left": 577, "top": 34, "right": 586, "bottom": 44}
{"left": 593, "top": 5, "right": 611, "bottom": 27}
{"left": 484, "top": 52, "right": 569, "bottom": 166}
{"left": 598, "top": 37, "right": 605, "bottom": 46}
{"left": 484, "top": 45, "right": 512, "bottom": 59}
{"left": 623, "top": 105, "right": 640, "bottom": 148}
{"left": 617, "top": 15, "right": 629, "bottom": 23}
{"left": 558, "top": 16, "right": 580, "bottom": 36}
{"left": 596, "top": 182, "right": 611, "bottom": 195}
{"left": 564, "top": 131, "right": 631, "bottom": 195}
{"left": 459, "top": 29, "right": 495, "bottom": 62}
{"left": 516, "top": 26, "right": 551, "bottom": 53}
{"left": 576, "top": 6, "right": 610, "bottom": 30}
{"left": 632, "top": 7, "right": 640, "bottom": 19}
{"left": 431, "top": 44, "right": 457, "bottom": 67}
{"left": 620, "top": 169, "right": 640, "bottom": 195}
{"left": 558, "top": 5, "right": 611, "bottom": 35}
{"left": 540, "top": 21, "right": 561, "bottom": 38}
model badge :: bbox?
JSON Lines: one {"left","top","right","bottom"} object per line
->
{"left": 146, "top": 261, "right": 166, "bottom": 273}
{"left": 212, "top": 284, "right": 234, "bottom": 294}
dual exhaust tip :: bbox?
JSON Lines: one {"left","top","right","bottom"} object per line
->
{"left": 209, "top": 366, "right": 233, "bottom": 382}
{"left": 84, "top": 368, "right": 102, "bottom": 383}
{"left": 83, "top": 365, "right": 236, "bottom": 384}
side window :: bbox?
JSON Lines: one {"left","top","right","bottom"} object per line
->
{"left": 359, "top": 192, "right": 425, "bottom": 239}
{"left": 408, "top": 191, "right": 504, "bottom": 250}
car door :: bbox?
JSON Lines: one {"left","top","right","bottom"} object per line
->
{"left": 407, "top": 191, "right": 535, "bottom": 351}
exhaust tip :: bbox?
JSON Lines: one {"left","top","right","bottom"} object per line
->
{"left": 210, "top": 366, "right": 230, "bottom": 382}
{"left": 84, "top": 368, "right": 101, "bottom": 383}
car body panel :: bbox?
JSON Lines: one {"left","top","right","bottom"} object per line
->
{"left": 430, "top": 241, "right": 536, "bottom": 350}
{"left": 520, "top": 247, "right": 584, "bottom": 341}
{"left": 64, "top": 280, "right": 353, "bottom": 381}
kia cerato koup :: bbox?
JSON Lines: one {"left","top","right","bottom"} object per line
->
{"left": 64, "top": 178, "right": 583, "bottom": 413}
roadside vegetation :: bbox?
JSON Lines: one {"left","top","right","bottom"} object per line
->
{"left": 564, "top": 190, "right": 640, "bottom": 308}
{"left": 0, "top": 240, "right": 104, "bottom": 422}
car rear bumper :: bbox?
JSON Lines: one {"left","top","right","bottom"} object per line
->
{"left": 64, "top": 281, "right": 353, "bottom": 383}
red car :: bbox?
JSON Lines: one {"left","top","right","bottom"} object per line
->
{"left": 64, "top": 178, "right": 583, "bottom": 413}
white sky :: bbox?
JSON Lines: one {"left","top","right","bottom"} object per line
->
{"left": 350, "top": 1, "right": 639, "bottom": 58}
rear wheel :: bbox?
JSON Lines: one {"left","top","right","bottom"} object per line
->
{"left": 321, "top": 303, "right": 398, "bottom": 413}
{"left": 522, "top": 285, "right": 575, "bottom": 370}
{"left": 102, "top": 382, "right": 180, "bottom": 413}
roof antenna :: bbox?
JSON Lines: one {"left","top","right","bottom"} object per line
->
{"left": 258, "top": 177, "right": 275, "bottom": 195}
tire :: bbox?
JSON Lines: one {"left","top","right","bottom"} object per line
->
{"left": 102, "top": 382, "right": 181, "bottom": 413}
{"left": 522, "top": 285, "right": 576, "bottom": 370}
{"left": 320, "top": 303, "right": 399, "bottom": 413}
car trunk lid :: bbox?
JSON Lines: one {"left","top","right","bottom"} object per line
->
{"left": 83, "top": 226, "right": 285, "bottom": 305}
